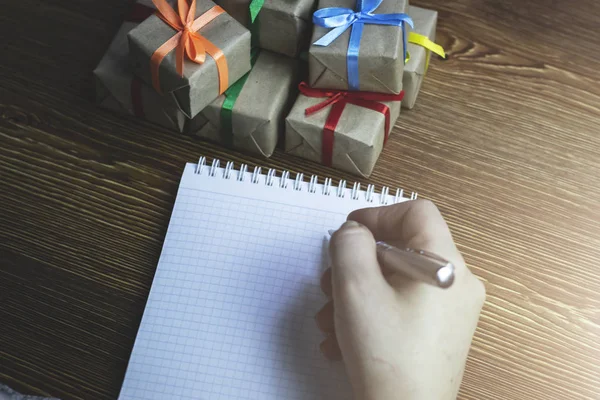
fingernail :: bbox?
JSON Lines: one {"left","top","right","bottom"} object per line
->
{"left": 329, "top": 221, "right": 362, "bottom": 236}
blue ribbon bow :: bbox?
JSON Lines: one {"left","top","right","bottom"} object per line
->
{"left": 313, "top": 0, "right": 413, "bottom": 91}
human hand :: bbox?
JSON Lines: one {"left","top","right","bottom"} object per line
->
{"left": 317, "top": 200, "right": 486, "bottom": 400}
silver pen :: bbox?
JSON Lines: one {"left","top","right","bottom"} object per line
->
{"left": 328, "top": 230, "right": 455, "bottom": 289}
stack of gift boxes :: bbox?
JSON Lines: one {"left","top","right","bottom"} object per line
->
{"left": 94, "top": 0, "right": 445, "bottom": 177}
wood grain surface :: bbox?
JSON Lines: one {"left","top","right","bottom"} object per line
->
{"left": 1, "top": 0, "right": 599, "bottom": 399}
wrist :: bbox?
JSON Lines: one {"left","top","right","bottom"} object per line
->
{"left": 356, "top": 372, "right": 458, "bottom": 400}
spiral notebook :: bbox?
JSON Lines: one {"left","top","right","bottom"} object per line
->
{"left": 118, "top": 157, "right": 416, "bottom": 400}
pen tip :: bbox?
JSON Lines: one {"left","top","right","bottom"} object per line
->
{"left": 437, "top": 264, "right": 455, "bottom": 289}
{"left": 327, "top": 229, "right": 336, "bottom": 236}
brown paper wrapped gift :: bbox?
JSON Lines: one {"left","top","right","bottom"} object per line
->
{"left": 196, "top": 50, "right": 299, "bottom": 157}
{"left": 128, "top": 0, "right": 251, "bottom": 119}
{"left": 215, "top": 0, "right": 315, "bottom": 57}
{"left": 308, "top": 0, "right": 410, "bottom": 94}
{"left": 403, "top": 6, "right": 444, "bottom": 109}
{"left": 285, "top": 84, "right": 403, "bottom": 177}
{"left": 94, "top": 2, "right": 208, "bottom": 133}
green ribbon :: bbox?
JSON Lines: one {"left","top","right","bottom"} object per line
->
{"left": 249, "top": 0, "right": 264, "bottom": 48}
{"left": 221, "top": 48, "right": 261, "bottom": 147}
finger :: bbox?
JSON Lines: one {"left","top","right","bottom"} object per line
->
{"left": 320, "top": 268, "right": 333, "bottom": 297}
{"left": 348, "top": 200, "right": 463, "bottom": 266}
{"left": 315, "top": 301, "right": 335, "bottom": 333}
{"left": 329, "top": 221, "right": 391, "bottom": 296}
{"left": 319, "top": 334, "right": 343, "bottom": 361}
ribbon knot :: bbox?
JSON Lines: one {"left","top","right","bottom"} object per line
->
{"left": 298, "top": 82, "right": 404, "bottom": 167}
{"left": 150, "top": 0, "right": 229, "bottom": 94}
{"left": 313, "top": 0, "right": 413, "bottom": 91}
{"left": 305, "top": 91, "right": 348, "bottom": 115}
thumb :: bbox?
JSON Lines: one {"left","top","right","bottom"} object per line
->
{"left": 329, "top": 221, "right": 390, "bottom": 297}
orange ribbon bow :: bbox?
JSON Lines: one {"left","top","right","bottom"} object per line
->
{"left": 150, "top": 0, "right": 228, "bottom": 94}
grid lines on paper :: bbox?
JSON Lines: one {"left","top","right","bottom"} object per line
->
{"left": 119, "top": 186, "right": 354, "bottom": 400}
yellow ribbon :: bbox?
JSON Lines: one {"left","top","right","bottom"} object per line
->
{"left": 405, "top": 32, "right": 446, "bottom": 72}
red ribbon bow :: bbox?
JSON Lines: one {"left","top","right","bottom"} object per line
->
{"left": 298, "top": 82, "right": 404, "bottom": 167}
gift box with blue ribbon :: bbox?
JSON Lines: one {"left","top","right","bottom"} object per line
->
{"left": 308, "top": 0, "right": 413, "bottom": 94}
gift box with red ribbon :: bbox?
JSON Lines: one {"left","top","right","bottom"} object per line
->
{"left": 285, "top": 83, "right": 403, "bottom": 177}
{"left": 128, "top": 0, "right": 252, "bottom": 119}
{"left": 94, "top": 1, "right": 209, "bottom": 133}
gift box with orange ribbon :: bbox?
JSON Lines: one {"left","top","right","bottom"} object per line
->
{"left": 196, "top": 49, "right": 300, "bottom": 157}
{"left": 94, "top": 1, "right": 209, "bottom": 133}
{"left": 128, "top": 0, "right": 252, "bottom": 119}
{"left": 285, "top": 83, "right": 403, "bottom": 177}
{"left": 403, "top": 6, "right": 446, "bottom": 109}
{"left": 308, "top": 0, "right": 412, "bottom": 94}
{"left": 215, "top": 0, "right": 316, "bottom": 57}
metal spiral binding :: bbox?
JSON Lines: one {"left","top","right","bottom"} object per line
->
{"left": 280, "top": 171, "right": 289, "bottom": 188}
{"left": 366, "top": 184, "right": 375, "bottom": 203}
{"left": 209, "top": 159, "right": 220, "bottom": 177}
{"left": 294, "top": 173, "right": 304, "bottom": 191}
{"left": 337, "top": 180, "right": 346, "bottom": 198}
{"left": 238, "top": 163, "right": 247, "bottom": 181}
{"left": 224, "top": 161, "right": 234, "bottom": 179}
{"left": 196, "top": 156, "right": 207, "bottom": 174}
{"left": 266, "top": 169, "right": 276, "bottom": 186}
{"left": 252, "top": 166, "right": 262, "bottom": 184}
{"left": 381, "top": 186, "right": 390, "bottom": 204}
{"left": 351, "top": 182, "right": 361, "bottom": 200}
{"left": 194, "top": 157, "right": 417, "bottom": 204}
{"left": 323, "top": 178, "right": 332, "bottom": 196}
{"left": 309, "top": 175, "right": 318, "bottom": 193}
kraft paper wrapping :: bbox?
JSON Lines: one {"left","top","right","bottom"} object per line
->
{"left": 308, "top": 0, "right": 408, "bottom": 94}
{"left": 128, "top": 0, "right": 252, "bottom": 119}
{"left": 197, "top": 50, "right": 299, "bottom": 157}
{"left": 93, "top": 11, "right": 208, "bottom": 133}
{"left": 216, "top": 0, "right": 315, "bottom": 57}
{"left": 403, "top": 6, "right": 438, "bottom": 109}
{"left": 285, "top": 94, "right": 401, "bottom": 177}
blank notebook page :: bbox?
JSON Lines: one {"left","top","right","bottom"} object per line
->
{"left": 119, "top": 161, "right": 412, "bottom": 400}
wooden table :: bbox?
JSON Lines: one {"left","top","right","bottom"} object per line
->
{"left": 1, "top": 0, "right": 599, "bottom": 399}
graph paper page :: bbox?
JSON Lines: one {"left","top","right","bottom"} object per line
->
{"left": 119, "top": 163, "right": 408, "bottom": 400}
